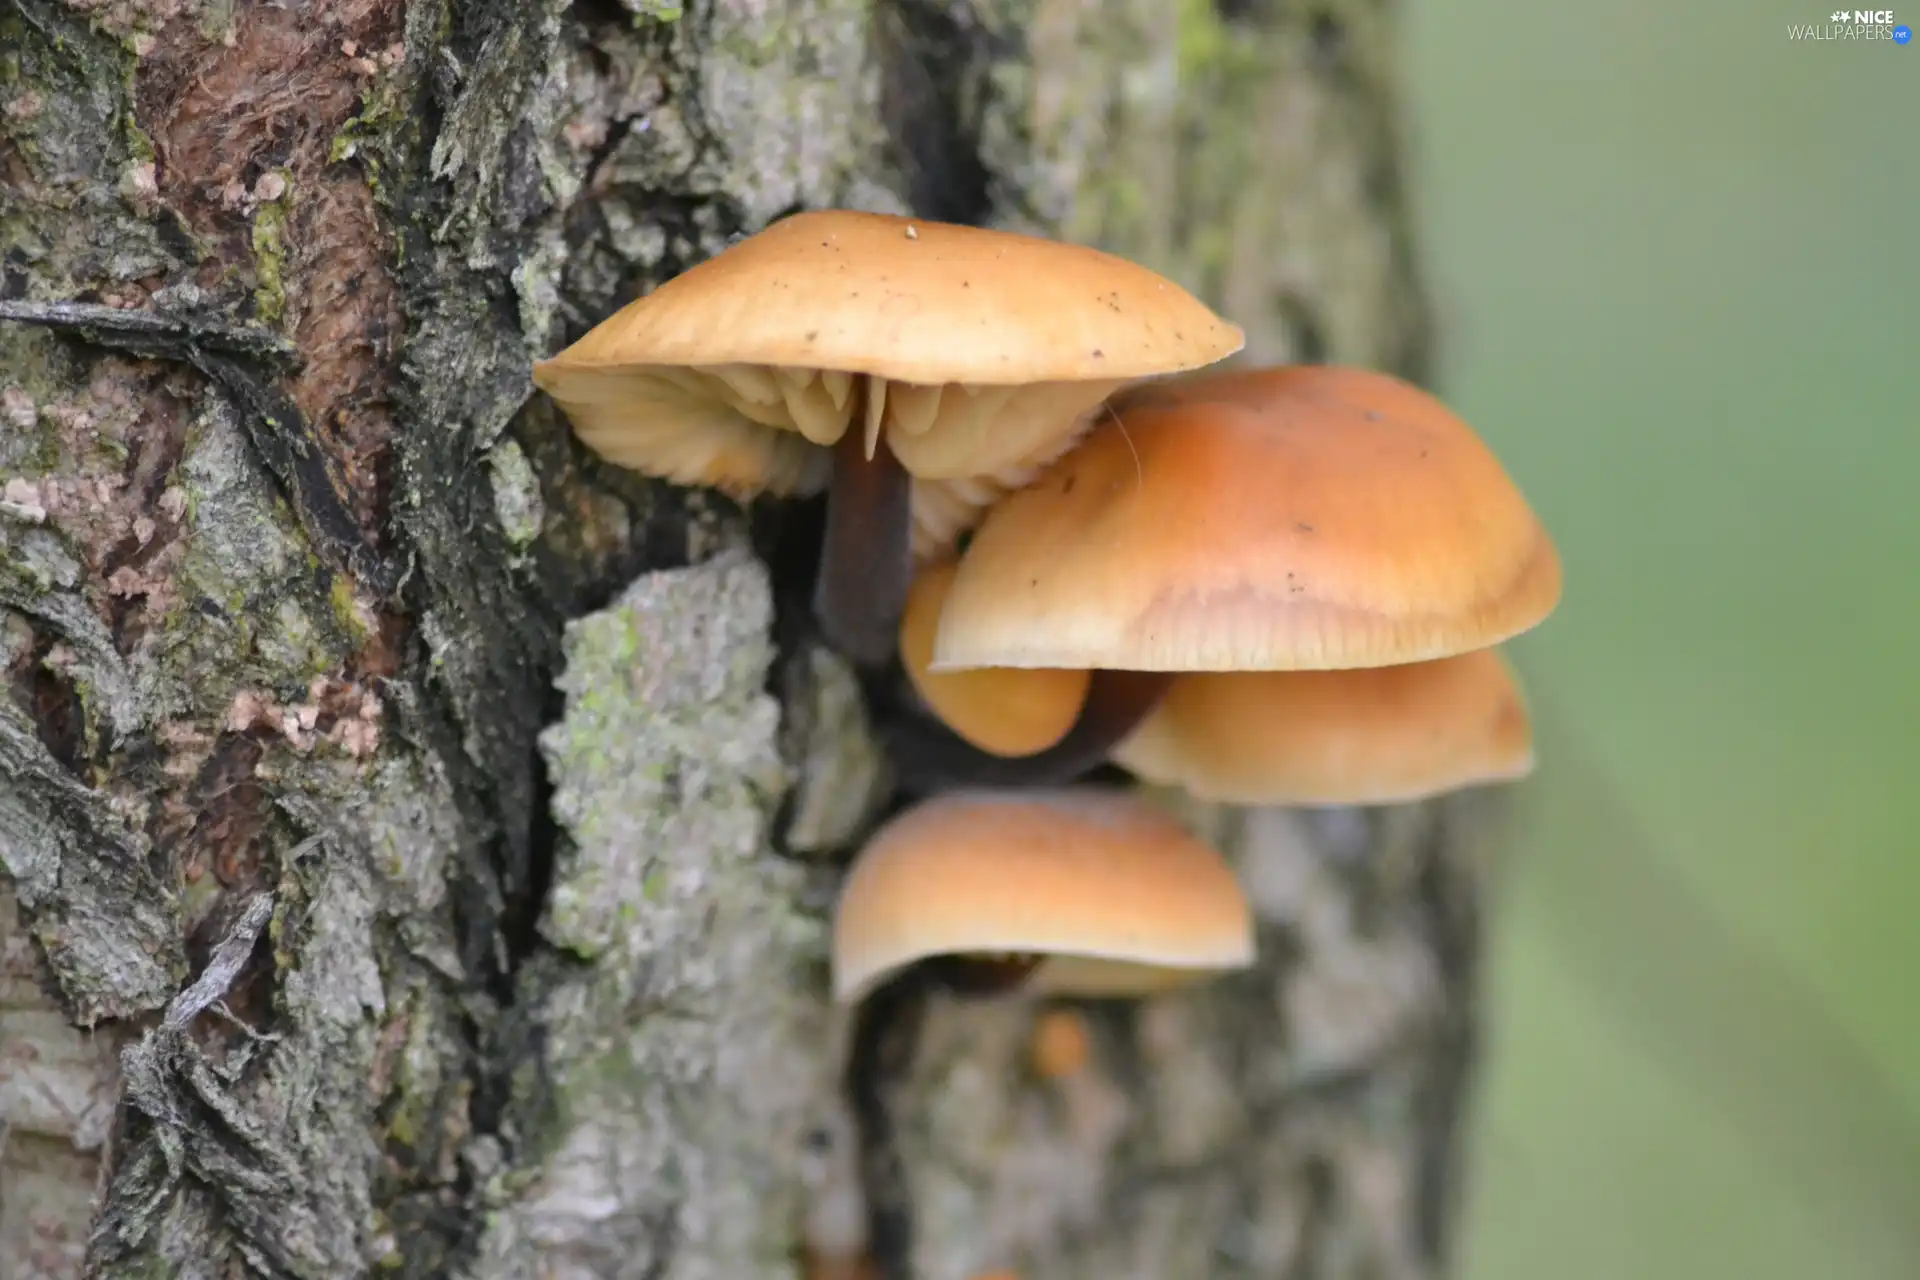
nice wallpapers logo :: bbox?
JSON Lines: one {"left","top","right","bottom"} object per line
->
{"left": 1788, "top": 9, "right": 1913, "bottom": 41}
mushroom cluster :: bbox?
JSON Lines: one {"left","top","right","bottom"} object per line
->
{"left": 896, "top": 362, "right": 1561, "bottom": 797}
{"left": 533, "top": 208, "right": 1559, "bottom": 1022}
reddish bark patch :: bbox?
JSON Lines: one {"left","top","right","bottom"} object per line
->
{"left": 168, "top": 733, "right": 272, "bottom": 894}
{"left": 347, "top": 605, "right": 410, "bottom": 682}
{"left": 136, "top": 0, "right": 406, "bottom": 545}
{"left": 288, "top": 175, "right": 403, "bottom": 539}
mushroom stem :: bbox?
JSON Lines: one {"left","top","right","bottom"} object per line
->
{"left": 815, "top": 403, "right": 913, "bottom": 666}
{"left": 888, "top": 669, "right": 1176, "bottom": 789}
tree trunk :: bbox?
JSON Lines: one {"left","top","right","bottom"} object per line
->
{"left": 0, "top": 1, "right": 1492, "bottom": 1277}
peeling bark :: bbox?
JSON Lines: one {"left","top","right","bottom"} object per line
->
{"left": 0, "top": 1, "right": 1488, "bottom": 1278}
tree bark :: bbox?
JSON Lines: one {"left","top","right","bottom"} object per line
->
{"left": 0, "top": 1, "right": 1490, "bottom": 1277}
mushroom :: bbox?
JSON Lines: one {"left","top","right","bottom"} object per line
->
{"left": 531, "top": 209, "right": 1243, "bottom": 663}
{"left": 898, "top": 365, "right": 1561, "bottom": 786}
{"left": 831, "top": 789, "right": 1255, "bottom": 1005}
{"left": 898, "top": 557, "right": 1090, "bottom": 757}
{"left": 1029, "top": 1007, "right": 1093, "bottom": 1080}
{"left": 1114, "top": 647, "right": 1537, "bottom": 805}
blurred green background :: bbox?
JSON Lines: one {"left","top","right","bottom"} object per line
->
{"left": 1402, "top": 1, "right": 1919, "bottom": 1276}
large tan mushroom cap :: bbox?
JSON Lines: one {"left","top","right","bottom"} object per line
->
{"left": 899, "top": 559, "right": 1090, "bottom": 756}
{"left": 532, "top": 209, "right": 1243, "bottom": 513}
{"left": 544, "top": 209, "right": 1241, "bottom": 385}
{"left": 1114, "top": 648, "right": 1537, "bottom": 805}
{"left": 831, "top": 790, "right": 1254, "bottom": 1004}
{"left": 934, "top": 366, "right": 1562, "bottom": 672}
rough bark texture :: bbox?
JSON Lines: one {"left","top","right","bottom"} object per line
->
{"left": 0, "top": 1, "right": 1491, "bottom": 1277}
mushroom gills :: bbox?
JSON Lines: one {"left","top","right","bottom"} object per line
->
{"left": 548, "top": 356, "right": 1139, "bottom": 664}
{"left": 815, "top": 375, "right": 1120, "bottom": 664}
{"left": 545, "top": 357, "right": 1117, "bottom": 564}
{"left": 906, "top": 418, "right": 1102, "bottom": 563}
{"left": 535, "top": 365, "right": 831, "bottom": 498}
{"left": 884, "top": 379, "right": 1122, "bottom": 478}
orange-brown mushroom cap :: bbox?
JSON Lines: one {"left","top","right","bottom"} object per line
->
{"left": 899, "top": 559, "right": 1090, "bottom": 756}
{"left": 933, "top": 365, "right": 1562, "bottom": 673}
{"left": 1029, "top": 1008, "right": 1093, "bottom": 1079}
{"left": 831, "top": 790, "right": 1254, "bottom": 1004}
{"left": 1114, "top": 648, "right": 1536, "bottom": 805}
{"left": 531, "top": 209, "right": 1243, "bottom": 498}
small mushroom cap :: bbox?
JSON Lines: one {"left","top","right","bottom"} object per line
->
{"left": 1114, "top": 647, "right": 1536, "bottom": 805}
{"left": 899, "top": 558, "right": 1090, "bottom": 756}
{"left": 531, "top": 211, "right": 1244, "bottom": 498}
{"left": 1029, "top": 1008, "right": 1093, "bottom": 1079}
{"left": 831, "top": 790, "right": 1254, "bottom": 1004}
{"left": 934, "top": 365, "right": 1562, "bottom": 672}
{"left": 539, "top": 210, "right": 1243, "bottom": 387}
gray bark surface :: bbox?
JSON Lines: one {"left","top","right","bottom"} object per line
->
{"left": 0, "top": 1, "right": 1490, "bottom": 1277}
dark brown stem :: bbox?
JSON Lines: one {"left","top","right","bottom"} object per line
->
{"left": 885, "top": 669, "right": 1176, "bottom": 790}
{"left": 814, "top": 407, "right": 913, "bottom": 666}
